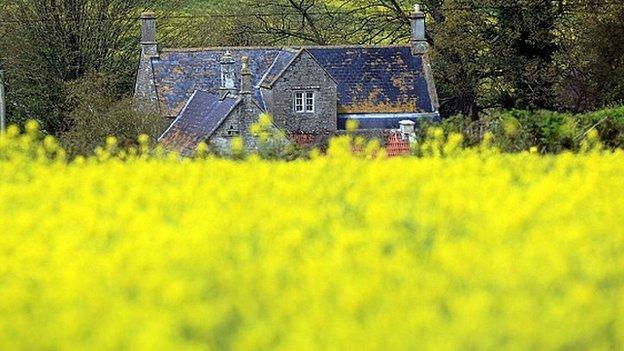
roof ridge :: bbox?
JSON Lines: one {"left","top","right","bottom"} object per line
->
{"left": 257, "top": 52, "right": 286, "bottom": 89}
{"left": 298, "top": 44, "right": 410, "bottom": 49}
{"left": 160, "top": 46, "right": 285, "bottom": 53}
{"left": 159, "top": 44, "right": 411, "bottom": 53}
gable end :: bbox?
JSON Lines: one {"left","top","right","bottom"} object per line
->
{"left": 260, "top": 49, "right": 338, "bottom": 89}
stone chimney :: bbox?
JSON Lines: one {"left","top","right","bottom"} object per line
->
{"left": 240, "top": 56, "right": 252, "bottom": 96}
{"left": 134, "top": 11, "right": 159, "bottom": 113}
{"left": 409, "top": 4, "right": 440, "bottom": 113}
{"left": 140, "top": 11, "right": 158, "bottom": 58}
{"left": 220, "top": 51, "right": 237, "bottom": 96}
{"left": 410, "top": 4, "right": 428, "bottom": 55}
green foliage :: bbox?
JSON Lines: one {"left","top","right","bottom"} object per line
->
{"left": 557, "top": 1, "right": 624, "bottom": 111}
{"left": 430, "top": 106, "right": 624, "bottom": 153}
{"left": 428, "top": 0, "right": 566, "bottom": 117}
{"left": 59, "top": 75, "right": 166, "bottom": 157}
{"left": 0, "top": 0, "right": 182, "bottom": 134}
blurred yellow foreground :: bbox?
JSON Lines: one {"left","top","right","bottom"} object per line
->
{"left": 1, "top": 122, "right": 623, "bottom": 350}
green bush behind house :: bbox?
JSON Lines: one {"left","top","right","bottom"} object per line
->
{"left": 427, "top": 107, "right": 624, "bottom": 154}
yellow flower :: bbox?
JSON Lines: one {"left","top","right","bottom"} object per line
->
{"left": 7, "top": 124, "right": 20, "bottom": 138}
{"left": 258, "top": 113, "right": 273, "bottom": 128}
{"left": 138, "top": 134, "right": 150, "bottom": 145}
{"left": 25, "top": 120, "right": 40, "bottom": 135}
{"left": 231, "top": 136, "right": 244, "bottom": 154}
{"left": 346, "top": 119, "right": 359, "bottom": 133}
{"left": 433, "top": 127, "right": 444, "bottom": 139}
{"left": 195, "top": 141, "right": 209, "bottom": 157}
{"left": 43, "top": 135, "right": 57, "bottom": 151}
{"left": 250, "top": 123, "right": 261, "bottom": 135}
{"left": 0, "top": 125, "right": 622, "bottom": 350}
{"left": 106, "top": 136, "right": 118, "bottom": 148}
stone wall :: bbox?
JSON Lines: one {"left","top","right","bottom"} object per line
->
{"left": 209, "top": 97, "right": 263, "bottom": 153}
{"left": 261, "top": 50, "right": 338, "bottom": 135}
{"left": 134, "top": 46, "right": 160, "bottom": 114}
{"left": 134, "top": 12, "right": 160, "bottom": 114}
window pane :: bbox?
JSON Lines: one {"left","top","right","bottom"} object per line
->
{"left": 294, "top": 92, "right": 304, "bottom": 112}
{"left": 305, "top": 92, "right": 314, "bottom": 112}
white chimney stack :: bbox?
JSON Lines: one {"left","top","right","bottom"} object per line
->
{"left": 399, "top": 120, "right": 416, "bottom": 141}
{"left": 220, "top": 51, "right": 237, "bottom": 96}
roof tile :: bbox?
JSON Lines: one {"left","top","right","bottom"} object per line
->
{"left": 160, "top": 91, "right": 240, "bottom": 153}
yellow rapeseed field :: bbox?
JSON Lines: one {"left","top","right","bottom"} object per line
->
{"left": 1, "top": 122, "right": 623, "bottom": 350}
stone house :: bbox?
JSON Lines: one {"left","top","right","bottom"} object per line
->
{"left": 134, "top": 5, "right": 439, "bottom": 154}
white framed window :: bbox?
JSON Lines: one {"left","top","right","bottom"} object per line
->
{"left": 294, "top": 92, "right": 304, "bottom": 112}
{"left": 305, "top": 92, "right": 314, "bottom": 112}
{"left": 294, "top": 91, "right": 315, "bottom": 113}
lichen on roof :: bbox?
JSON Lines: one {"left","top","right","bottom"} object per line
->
{"left": 151, "top": 45, "right": 434, "bottom": 117}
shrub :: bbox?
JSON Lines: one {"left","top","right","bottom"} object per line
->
{"left": 59, "top": 74, "right": 166, "bottom": 157}
{"left": 434, "top": 106, "right": 624, "bottom": 153}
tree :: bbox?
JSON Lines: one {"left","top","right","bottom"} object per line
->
{"left": 59, "top": 73, "right": 166, "bottom": 156}
{"left": 557, "top": 1, "right": 624, "bottom": 112}
{"left": 487, "top": 0, "right": 565, "bottom": 111}
{"left": 0, "top": 0, "right": 181, "bottom": 134}
{"left": 219, "top": 0, "right": 423, "bottom": 46}
{"left": 429, "top": 1, "right": 493, "bottom": 118}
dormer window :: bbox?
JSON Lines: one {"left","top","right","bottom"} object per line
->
{"left": 294, "top": 91, "right": 315, "bottom": 113}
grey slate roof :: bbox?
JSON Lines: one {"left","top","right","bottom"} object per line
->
{"left": 258, "top": 49, "right": 299, "bottom": 88}
{"left": 153, "top": 48, "right": 281, "bottom": 116}
{"left": 159, "top": 90, "right": 240, "bottom": 152}
{"left": 151, "top": 45, "right": 434, "bottom": 117}
{"left": 307, "top": 47, "right": 432, "bottom": 113}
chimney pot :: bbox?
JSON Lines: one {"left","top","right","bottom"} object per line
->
{"left": 241, "top": 56, "right": 250, "bottom": 74}
{"left": 141, "top": 11, "right": 156, "bottom": 19}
